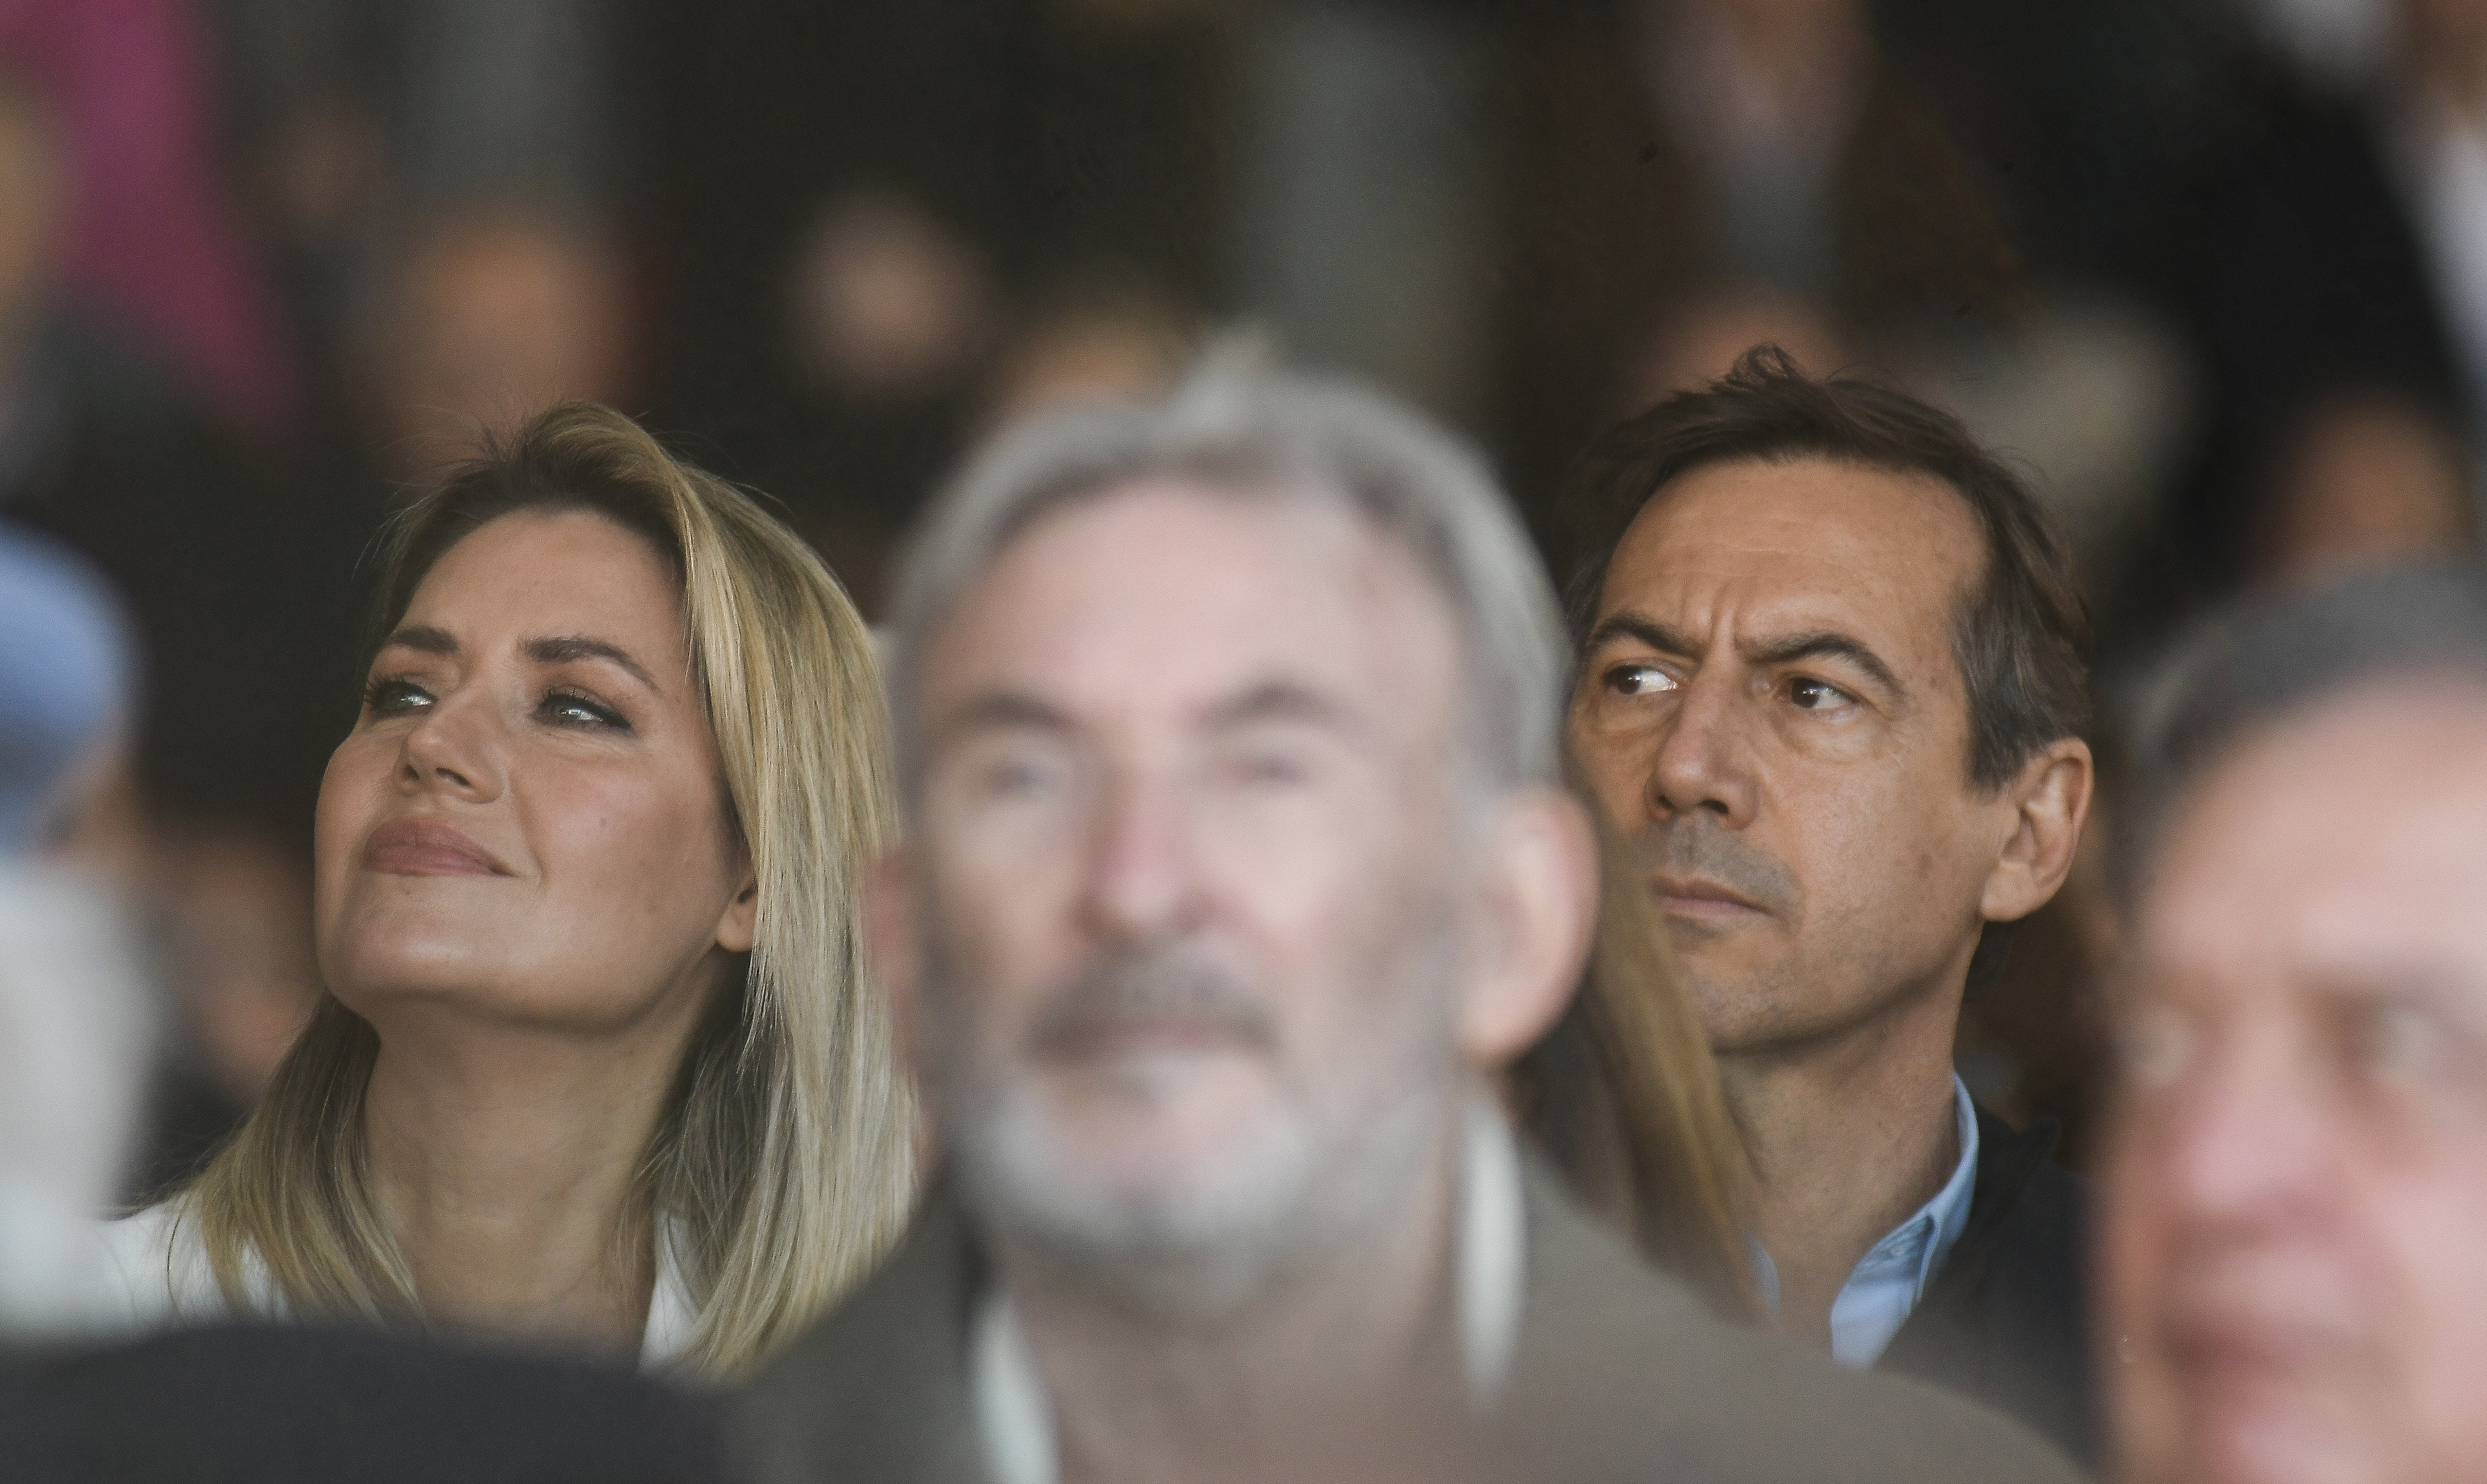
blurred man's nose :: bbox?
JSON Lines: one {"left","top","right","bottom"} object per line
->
{"left": 2149, "top": 1023, "right": 2334, "bottom": 1238}
{"left": 1078, "top": 765, "right": 1205, "bottom": 946}
{"left": 1647, "top": 667, "right": 1761, "bottom": 829}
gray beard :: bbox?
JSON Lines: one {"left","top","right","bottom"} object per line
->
{"left": 923, "top": 930, "right": 1463, "bottom": 1321}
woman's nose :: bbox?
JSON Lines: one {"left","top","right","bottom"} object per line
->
{"left": 399, "top": 695, "right": 505, "bottom": 802}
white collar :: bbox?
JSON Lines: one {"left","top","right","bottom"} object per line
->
{"left": 639, "top": 1216, "right": 701, "bottom": 1368}
{"left": 971, "top": 1098, "right": 1527, "bottom": 1484}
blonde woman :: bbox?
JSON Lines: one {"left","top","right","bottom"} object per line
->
{"left": 103, "top": 402, "right": 916, "bottom": 1378}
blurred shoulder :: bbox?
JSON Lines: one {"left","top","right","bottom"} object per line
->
{"left": 1505, "top": 1157, "right": 2083, "bottom": 1484}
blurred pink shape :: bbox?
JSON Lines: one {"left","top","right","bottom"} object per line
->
{"left": 0, "top": 0, "right": 293, "bottom": 442}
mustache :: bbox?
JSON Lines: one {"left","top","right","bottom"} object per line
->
{"left": 1630, "top": 817, "right": 1800, "bottom": 916}
{"left": 1027, "top": 947, "right": 1280, "bottom": 1059}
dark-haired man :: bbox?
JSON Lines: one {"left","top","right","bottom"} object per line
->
{"left": 1565, "top": 349, "right": 2099, "bottom": 1463}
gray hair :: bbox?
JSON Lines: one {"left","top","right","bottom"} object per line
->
{"left": 2120, "top": 562, "right": 2487, "bottom": 897}
{"left": 884, "top": 353, "right": 1569, "bottom": 800}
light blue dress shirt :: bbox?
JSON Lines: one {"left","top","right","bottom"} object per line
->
{"left": 1751, "top": 1074, "right": 1980, "bottom": 1367}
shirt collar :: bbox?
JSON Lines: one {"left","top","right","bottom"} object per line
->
{"left": 1749, "top": 1074, "right": 1981, "bottom": 1366}
{"left": 971, "top": 1097, "right": 1528, "bottom": 1484}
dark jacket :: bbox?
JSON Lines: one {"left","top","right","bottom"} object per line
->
{"left": 1881, "top": 1105, "right": 2100, "bottom": 1472}
{"left": 0, "top": 1322, "right": 736, "bottom": 1484}
{"left": 736, "top": 1155, "right": 2083, "bottom": 1484}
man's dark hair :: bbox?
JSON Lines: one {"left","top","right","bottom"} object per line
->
{"left": 2122, "top": 563, "right": 2487, "bottom": 898}
{"left": 1565, "top": 347, "right": 2090, "bottom": 793}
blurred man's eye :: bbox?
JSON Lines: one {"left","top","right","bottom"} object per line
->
{"left": 1229, "top": 748, "right": 1311, "bottom": 788}
{"left": 2116, "top": 1000, "right": 2198, "bottom": 1092}
{"left": 954, "top": 742, "right": 1072, "bottom": 805}
{"left": 2347, "top": 1001, "right": 2437, "bottom": 1075}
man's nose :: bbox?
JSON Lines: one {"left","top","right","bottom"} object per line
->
{"left": 1646, "top": 669, "right": 1760, "bottom": 829}
{"left": 1078, "top": 767, "right": 1204, "bottom": 944}
{"left": 2146, "top": 1031, "right": 2331, "bottom": 1238}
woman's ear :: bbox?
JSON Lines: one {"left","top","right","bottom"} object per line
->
{"left": 1455, "top": 787, "right": 1600, "bottom": 1072}
{"left": 714, "top": 867, "right": 759, "bottom": 955}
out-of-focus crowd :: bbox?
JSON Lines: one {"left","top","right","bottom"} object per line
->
{"left": 5, "top": 1, "right": 2487, "bottom": 1480}
{"left": 0, "top": 0, "right": 2481, "bottom": 1191}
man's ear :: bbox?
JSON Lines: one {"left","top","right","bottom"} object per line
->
{"left": 864, "top": 846, "right": 927, "bottom": 1079}
{"left": 1456, "top": 787, "right": 1600, "bottom": 1071}
{"left": 1980, "top": 737, "right": 2095, "bottom": 926}
{"left": 714, "top": 866, "right": 759, "bottom": 955}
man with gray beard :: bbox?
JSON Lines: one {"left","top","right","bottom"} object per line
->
{"left": 735, "top": 359, "right": 2080, "bottom": 1484}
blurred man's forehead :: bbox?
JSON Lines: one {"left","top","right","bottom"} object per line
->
{"left": 917, "top": 479, "right": 1462, "bottom": 747}
{"left": 2142, "top": 686, "right": 2487, "bottom": 999}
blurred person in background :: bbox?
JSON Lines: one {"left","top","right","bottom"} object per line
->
{"left": 2105, "top": 564, "right": 2487, "bottom": 1484}
{"left": 1497, "top": 0, "right": 2023, "bottom": 545}
{"left": 0, "top": 68, "right": 337, "bottom": 1203}
{"left": 0, "top": 525, "right": 156, "bottom": 1334}
{"left": 2163, "top": 0, "right": 2487, "bottom": 594}
{"left": 1564, "top": 351, "right": 2100, "bottom": 1464}
{"left": 106, "top": 403, "right": 915, "bottom": 1378}
{"left": 0, "top": 0, "right": 293, "bottom": 443}
{"left": 982, "top": 268, "right": 1200, "bottom": 432}
{"left": 357, "top": 206, "right": 636, "bottom": 489}
{"left": 737, "top": 360, "right": 2079, "bottom": 1484}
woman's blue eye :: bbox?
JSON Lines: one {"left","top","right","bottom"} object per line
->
{"left": 541, "top": 689, "right": 628, "bottom": 731}
{"left": 364, "top": 677, "right": 433, "bottom": 714}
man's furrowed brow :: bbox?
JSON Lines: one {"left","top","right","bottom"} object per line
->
{"left": 1582, "top": 611, "right": 1697, "bottom": 658}
{"left": 381, "top": 624, "right": 459, "bottom": 657}
{"left": 524, "top": 634, "right": 660, "bottom": 690}
{"left": 1204, "top": 678, "right": 1363, "bottom": 735}
{"left": 1746, "top": 628, "right": 1905, "bottom": 701}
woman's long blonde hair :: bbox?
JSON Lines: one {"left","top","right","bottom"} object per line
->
{"left": 170, "top": 401, "right": 915, "bottom": 1376}
{"left": 1510, "top": 762, "right": 1757, "bottom": 1316}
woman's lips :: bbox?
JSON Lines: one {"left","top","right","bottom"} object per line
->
{"left": 364, "top": 818, "right": 509, "bottom": 877}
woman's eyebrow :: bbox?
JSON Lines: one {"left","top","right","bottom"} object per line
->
{"left": 524, "top": 634, "right": 660, "bottom": 690}
{"left": 381, "top": 624, "right": 459, "bottom": 657}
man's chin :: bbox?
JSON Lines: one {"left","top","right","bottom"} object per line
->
{"left": 952, "top": 1084, "right": 1320, "bottom": 1269}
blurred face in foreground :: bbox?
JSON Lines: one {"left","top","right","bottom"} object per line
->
{"left": 891, "top": 481, "right": 1578, "bottom": 1300}
{"left": 2106, "top": 686, "right": 2487, "bottom": 1484}
{"left": 315, "top": 511, "right": 755, "bottom": 1041}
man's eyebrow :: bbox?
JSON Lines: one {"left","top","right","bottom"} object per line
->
{"left": 1581, "top": 613, "right": 1907, "bottom": 702}
{"left": 1582, "top": 612, "right": 1697, "bottom": 658}
{"left": 929, "top": 690, "right": 1073, "bottom": 748}
{"left": 380, "top": 624, "right": 458, "bottom": 657}
{"left": 524, "top": 635, "right": 660, "bottom": 690}
{"left": 1204, "top": 679, "right": 1362, "bottom": 735}
{"left": 1745, "top": 629, "right": 1905, "bottom": 701}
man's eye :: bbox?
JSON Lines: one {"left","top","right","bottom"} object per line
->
{"left": 1789, "top": 678, "right": 1853, "bottom": 711}
{"left": 978, "top": 755, "right": 1062, "bottom": 799}
{"left": 1230, "top": 749, "right": 1311, "bottom": 788}
{"left": 540, "top": 689, "right": 628, "bottom": 731}
{"left": 1605, "top": 664, "right": 1678, "bottom": 697}
{"left": 364, "top": 677, "right": 433, "bottom": 714}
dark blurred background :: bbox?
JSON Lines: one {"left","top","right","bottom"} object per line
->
{"left": 5, "top": 0, "right": 2474, "bottom": 1188}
